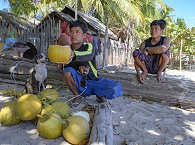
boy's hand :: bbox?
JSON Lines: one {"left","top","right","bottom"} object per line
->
{"left": 140, "top": 42, "right": 145, "bottom": 51}
{"left": 79, "top": 66, "right": 89, "bottom": 75}
{"left": 64, "top": 50, "right": 74, "bottom": 64}
{"left": 147, "top": 49, "right": 153, "bottom": 55}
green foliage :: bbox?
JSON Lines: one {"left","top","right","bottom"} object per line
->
{"left": 3, "top": 0, "right": 194, "bottom": 55}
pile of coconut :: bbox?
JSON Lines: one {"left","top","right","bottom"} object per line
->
{"left": 0, "top": 89, "right": 90, "bottom": 144}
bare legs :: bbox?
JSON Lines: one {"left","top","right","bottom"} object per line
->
{"left": 134, "top": 54, "right": 169, "bottom": 83}
{"left": 157, "top": 54, "right": 169, "bottom": 81}
{"left": 63, "top": 71, "right": 106, "bottom": 104}
{"left": 134, "top": 56, "right": 148, "bottom": 83}
{"left": 64, "top": 71, "right": 79, "bottom": 95}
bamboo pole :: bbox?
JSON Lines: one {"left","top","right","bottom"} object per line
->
{"left": 75, "top": 0, "right": 78, "bottom": 20}
{"left": 179, "top": 39, "right": 183, "bottom": 71}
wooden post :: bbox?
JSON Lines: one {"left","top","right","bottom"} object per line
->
{"left": 125, "top": 19, "right": 130, "bottom": 66}
{"left": 103, "top": 12, "right": 108, "bottom": 67}
{"left": 75, "top": 0, "right": 78, "bottom": 20}
{"left": 88, "top": 102, "right": 113, "bottom": 145}
{"left": 179, "top": 39, "right": 183, "bottom": 71}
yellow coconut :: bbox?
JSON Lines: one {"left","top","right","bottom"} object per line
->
{"left": 48, "top": 45, "right": 72, "bottom": 64}
{"left": 39, "top": 89, "right": 59, "bottom": 103}
{"left": 37, "top": 113, "right": 62, "bottom": 139}
{"left": 63, "top": 116, "right": 90, "bottom": 144}
{"left": 0, "top": 101, "right": 21, "bottom": 125}
{"left": 52, "top": 101, "right": 70, "bottom": 119}
{"left": 16, "top": 94, "right": 42, "bottom": 120}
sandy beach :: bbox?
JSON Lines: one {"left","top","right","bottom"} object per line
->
{"left": 1, "top": 68, "right": 195, "bottom": 145}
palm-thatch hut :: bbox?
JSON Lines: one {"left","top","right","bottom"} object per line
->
{"left": 0, "top": 10, "right": 34, "bottom": 42}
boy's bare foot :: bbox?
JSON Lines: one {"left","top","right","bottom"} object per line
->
{"left": 157, "top": 72, "right": 165, "bottom": 82}
{"left": 137, "top": 73, "right": 144, "bottom": 84}
{"left": 137, "top": 72, "right": 148, "bottom": 84}
{"left": 96, "top": 96, "right": 106, "bottom": 103}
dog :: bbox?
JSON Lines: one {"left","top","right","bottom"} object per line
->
{"left": 22, "top": 43, "right": 47, "bottom": 94}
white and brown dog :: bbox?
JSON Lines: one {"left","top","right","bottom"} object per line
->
{"left": 34, "top": 53, "right": 47, "bottom": 92}
{"left": 24, "top": 51, "right": 47, "bottom": 94}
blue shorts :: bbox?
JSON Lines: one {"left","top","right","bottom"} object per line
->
{"left": 63, "top": 67, "right": 123, "bottom": 99}
{"left": 2, "top": 38, "right": 16, "bottom": 51}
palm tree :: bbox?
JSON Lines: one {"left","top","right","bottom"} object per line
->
{"left": 3, "top": 0, "right": 68, "bottom": 18}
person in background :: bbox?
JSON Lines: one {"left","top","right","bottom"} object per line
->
{"left": 2, "top": 23, "right": 18, "bottom": 51}
{"left": 133, "top": 19, "right": 170, "bottom": 83}
{"left": 57, "top": 21, "right": 71, "bottom": 45}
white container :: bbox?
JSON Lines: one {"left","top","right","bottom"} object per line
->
{"left": 72, "top": 111, "right": 90, "bottom": 122}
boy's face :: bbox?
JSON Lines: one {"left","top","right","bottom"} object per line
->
{"left": 150, "top": 25, "right": 163, "bottom": 38}
{"left": 70, "top": 26, "right": 85, "bottom": 44}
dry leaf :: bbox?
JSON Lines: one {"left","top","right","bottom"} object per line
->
{"left": 186, "top": 108, "right": 195, "bottom": 112}
{"left": 170, "top": 102, "right": 182, "bottom": 108}
{"left": 131, "top": 95, "right": 142, "bottom": 100}
{"left": 121, "top": 139, "right": 127, "bottom": 145}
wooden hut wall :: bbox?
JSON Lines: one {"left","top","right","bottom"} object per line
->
{"left": 0, "top": 18, "right": 8, "bottom": 42}
{"left": 18, "top": 18, "right": 61, "bottom": 54}
{"left": 0, "top": 13, "right": 137, "bottom": 68}
{"left": 96, "top": 35, "right": 137, "bottom": 68}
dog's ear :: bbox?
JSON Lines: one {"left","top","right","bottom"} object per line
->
{"left": 34, "top": 54, "right": 39, "bottom": 64}
{"left": 40, "top": 53, "right": 46, "bottom": 60}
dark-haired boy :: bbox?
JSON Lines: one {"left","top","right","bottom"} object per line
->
{"left": 62, "top": 20, "right": 123, "bottom": 105}
{"left": 133, "top": 19, "right": 171, "bottom": 83}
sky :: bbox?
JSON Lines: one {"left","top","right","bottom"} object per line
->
{"left": 0, "top": 0, "right": 194, "bottom": 29}
{"left": 163, "top": 0, "right": 195, "bottom": 28}
{"left": 0, "top": 0, "right": 9, "bottom": 11}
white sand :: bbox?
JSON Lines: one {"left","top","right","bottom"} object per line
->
{"left": 111, "top": 96, "right": 195, "bottom": 145}
{"left": 1, "top": 70, "right": 195, "bottom": 145}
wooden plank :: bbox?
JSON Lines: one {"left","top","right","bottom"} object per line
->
{"left": 0, "top": 78, "right": 25, "bottom": 86}
{"left": 88, "top": 102, "right": 113, "bottom": 145}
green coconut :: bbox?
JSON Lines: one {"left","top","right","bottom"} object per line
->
{"left": 39, "top": 89, "right": 59, "bottom": 103}
{"left": 0, "top": 101, "right": 21, "bottom": 125}
{"left": 16, "top": 94, "right": 42, "bottom": 120}
{"left": 52, "top": 101, "right": 70, "bottom": 119}
{"left": 63, "top": 116, "right": 90, "bottom": 144}
{"left": 41, "top": 105, "right": 54, "bottom": 116}
{"left": 37, "top": 113, "right": 62, "bottom": 139}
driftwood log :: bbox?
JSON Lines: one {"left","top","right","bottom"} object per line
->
{"left": 0, "top": 54, "right": 63, "bottom": 82}
{"left": 88, "top": 102, "right": 113, "bottom": 145}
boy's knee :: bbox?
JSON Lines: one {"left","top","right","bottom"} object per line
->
{"left": 133, "top": 49, "right": 140, "bottom": 58}
{"left": 162, "top": 53, "right": 169, "bottom": 60}
{"left": 64, "top": 71, "right": 72, "bottom": 81}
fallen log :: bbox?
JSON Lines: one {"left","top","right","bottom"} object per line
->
{"left": 0, "top": 78, "right": 25, "bottom": 86}
{"left": 88, "top": 102, "right": 113, "bottom": 145}
{"left": 0, "top": 53, "right": 63, "bottom": 81}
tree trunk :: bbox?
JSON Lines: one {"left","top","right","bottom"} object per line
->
{"left": 88, "top": 102, "right": 113, "bottom": 145}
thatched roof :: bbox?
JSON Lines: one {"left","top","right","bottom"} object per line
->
{"left": 0, "top": 10, "right": 34, "bottom": 30}
{"left": 40, "top": 11, "right": 74, "bottom": 23}
{"left": 38, "top": 6, "right": 117, "bottom": 40}
{"left": 62, "top": 6, "right": 117, "bottom": 40}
